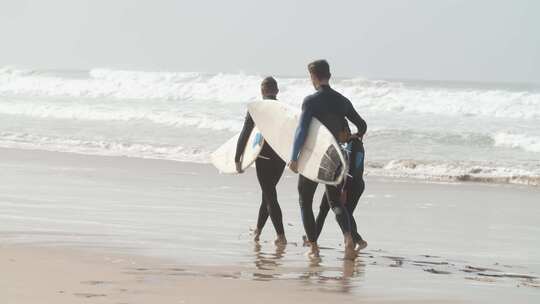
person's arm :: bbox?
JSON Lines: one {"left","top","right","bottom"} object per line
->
{"left": 234, "top": 112, "right": 255, "bottom": 171}
{"left": 290, "top": 100, "right": 313, "bottom": 162}
{"left": 345, "top": 99, "right": 367, "bottom": 137}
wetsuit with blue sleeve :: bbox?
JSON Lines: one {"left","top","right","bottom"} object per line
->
{"left": 291, "top": 84, "right": 367, "bottom": 242}
{"left": 235, "top": 98, "right": 286, "bottom": 236}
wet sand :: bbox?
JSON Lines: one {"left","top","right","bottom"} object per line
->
{"left": 1, "top": 147, "right": 539, "bottom": 303}
{"left": 2, "top": 245, "right": 398, "bottom": 304}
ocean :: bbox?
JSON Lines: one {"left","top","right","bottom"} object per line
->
{"left": 1, "top": 67, "right": 539, "bottom": 186}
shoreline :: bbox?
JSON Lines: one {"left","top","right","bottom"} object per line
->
{"left": 0, "top": 145, "right": 538, "bottom": 189}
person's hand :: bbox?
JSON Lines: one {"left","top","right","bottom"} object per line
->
{"left": 288, "top": 160, "right": 299, "bottom": 173}
{"left": 235, "top": 162, "right": 244, "bottom": 174}
{"left": 337, "top": 129, "right": 350, "bottom": 143}
{"left": 350, "top": 133, "right": 363, "bottom": 140}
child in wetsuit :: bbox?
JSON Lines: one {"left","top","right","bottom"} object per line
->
{"left": 314, "top": 120, "right": 367, "bottom": 250}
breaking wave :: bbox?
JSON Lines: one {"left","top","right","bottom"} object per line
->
{"left": 367, "top": 159, "right": 540, "bottom": 187}
{"left": 1, "top": 67, "right": 539, "bottom": 187}
{"left": 1, "top": 67, "right": 539, "bottom": 119}
{"left": 493, "top": 132, "right": 540, "bottom": 153}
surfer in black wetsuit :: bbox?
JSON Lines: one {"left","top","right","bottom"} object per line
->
{"left": 315, "top": 120, "right": 368, "bottom": 251}
{"left": 289, "top": 60, "right": 367, "bottom": 259}
{"left": 235, "top": 77, "right": 287, "bottom": 245}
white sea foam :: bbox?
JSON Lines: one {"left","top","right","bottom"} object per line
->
{"left": 1, "top": 67, "right": 539, "bottom": 119}
{"left": 337, "top": 80, "right": 540, "bottom": 119}
{"left": 0, "top": 67, "right": 263, "bottom": 102}
{"left": 368, "top": 159, "right": 540, "bottom": 186}
{"left": 1, "top": 130, "right": 539, "bottom": 186}
{"left": 492, "top": 132, "right": 540, "bottom": 153}
{"left": 0, "top": 131, "right": 210, "bottom": 163}
{"left": 1, "top": 67, "right": 539, "bottom": 187}
{"left": 0, "top": 100, "right": 242, "bottom": 131}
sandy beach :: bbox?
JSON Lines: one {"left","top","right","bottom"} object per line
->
{"left": 1, "top": 147, "right": 539, "bottom": 303}
{"left": 3, "top": 245, "right": 395, "bottom": 304}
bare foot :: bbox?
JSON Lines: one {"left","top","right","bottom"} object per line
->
{"left": 302, "top": 235, "right": 310, "bottom": 247}
{"left": 306, "top": 241, "right": 320, "bottom": 259}
{"left": 274, "top": 234, "right": 287, "bottom": 246}
{"left": 343, "top": 234, "right": 357, "bottom": 260}
{"left": 252, "top": 228, "right": 262, "bottom": 242}
{"left": 356, "top": 239, "right": 368, "bottom": 251}
{"left": 344, "top": 245, "right": 357, "bottom": 260}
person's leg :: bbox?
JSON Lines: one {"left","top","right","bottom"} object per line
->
{"left": 348, "top": 184, "right": 367, "bottom": 251}
{"left": 317, "top": 173, "right": 350, "bottom": 242}
{"left": 254, "top": 193, "right": 268, "bottom": 241}
{"left": 254, "top": 158, "right": 270, "bottom": 241}
{"left": 324, "top": 185, "right": 356, "bottom": 259}
{"left": 262, "top": 181, "right": 285, "bottom": 236}
{"left": 347, "top": 141, "right": 367, "bottom": 248}
{"left": 298, "top": 175, "right": 319, "bottom": 256}
{"left": 347, "top": 178, "right": 365, "bottom": 243}
{"left": 315, "top": 195, "right": 330, "bottom": 241}
{"left": 262, "top": 159, "right": 286, "bottom": 244}
{"left": 256, "top": 158, "right": 286, "bottom": 239}
{"left": 324, "top": 185, "right": 351, "bottom": 234}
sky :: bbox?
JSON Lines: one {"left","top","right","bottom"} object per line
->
{"left": 1, "top": 0, "right": 539, "bottom": 83}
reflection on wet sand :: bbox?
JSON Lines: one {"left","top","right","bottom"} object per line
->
{"left": 242, "top": 241, "right": 540, "bottom": 294}
{"left": 250, "top": 242, "right": 366, "bottom": 293}
{"left": 252, "top": 242, "right": 286, "bottom": 280}
{"left": 296, "top": 259, "right": 365, "bottom": 293}
{"left": 116, "top": 242, "right": 540, "bottom": 300}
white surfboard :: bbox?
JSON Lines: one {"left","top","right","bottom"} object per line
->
{"left": 248, "top": 101, "right": 347, "bottom": 185}
{"left": 211, "top": 126, "right": 264, "bottom": 174}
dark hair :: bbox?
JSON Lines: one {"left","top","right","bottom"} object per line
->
{"left": 308, "top": 59, "right": 331, "bottom": 80}
{"left": 261, "top": 76, "right": 278, "bottom": 95}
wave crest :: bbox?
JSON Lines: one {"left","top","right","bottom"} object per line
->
{"left": 1, "top": 67, "right": 539, "bottom": 119}
{"left": 369, "top": 159, "right": 540, "bottom": 186}
{"left": 493, "top": 132, "right": 540, "bottom": 153}
{"left": 0, "top": 131, "right": 209, "bottom": 163}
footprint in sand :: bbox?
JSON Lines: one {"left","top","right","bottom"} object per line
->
{"left": 81, "top": 280, "right": 112, "bottom": 285}
{"left": 424, "top": 268, "right": 452, "bottom": 275}
{"left": 519, "top": 280, "right": 540, "bottom": 288}
{"left": 411, "top": 260, "right": 450, "bottom": 266}
{"left": 382, "top": 256, "right": 406, "bottom": 267}
{"left": 390, "top": 259, "right": 404, "bottom": 267}
{"left": 461, "top": 265, "right": 500, "bottom": 273}
{"left": 73, "top": 293, "right": 107, "bottom": 298}
{"left": 477, "top": 272, "right": 537, "bottom": 280}
{"left": 465, "top": 276, "right": 497, "bottom": 283}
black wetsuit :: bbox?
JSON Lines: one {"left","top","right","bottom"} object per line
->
{"left": 316, "top": 138, "right": 365, "bottom": 243}
{"left": 235, "top": 100, "right": 286, "bottom": 235}
{"left": 291, "top": 84, "right": 367, "bottom": 242}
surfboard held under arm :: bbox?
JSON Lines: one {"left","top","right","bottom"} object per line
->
{"left": 247, "top": 101, "right": 346, "bottom": 185}
{"left": 210, "top": 126, "right": 264, "bottom": 174}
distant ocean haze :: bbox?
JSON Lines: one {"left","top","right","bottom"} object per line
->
{"left": 0, "top": 67, "right": 539, "bottom": 186}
